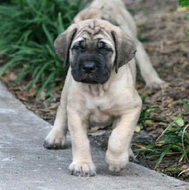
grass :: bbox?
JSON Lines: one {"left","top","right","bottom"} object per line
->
{"left": 179, "top": 0, "right": 189, "bottom": 39}
{"left": 0, "top": 0, "right": 86, "bottom": 97}
{"left": 134, "top": 98, "right": 189, "bottom": 179}
{"left": 179, "top": 0, "right": 189, "bottom": 7}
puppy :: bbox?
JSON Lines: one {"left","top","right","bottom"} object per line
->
{"left": 44, "top": 0, "right": 164, "bottom": 176}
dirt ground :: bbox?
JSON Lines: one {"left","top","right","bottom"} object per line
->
{"left": 1, "top": 0, "right": 189, "bottom": 181}
{"left": 128, "top": 0, "right": 189, "bottom": 180}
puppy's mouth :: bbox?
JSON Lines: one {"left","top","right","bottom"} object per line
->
{"left": 80, "top": 74, "right": 99, "bottom": 84}
{"left": 71, "top": 68, "right": 110, "bottom": 84}
{"left": 71, "top": 70, "right": 99, "bottom": 84}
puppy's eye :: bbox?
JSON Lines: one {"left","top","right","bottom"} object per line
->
{"left": 72, "top": 40, "right": 86, "bottom": 50}
{"left": 78, "top": 40, "right": 85, "bottom": 48}
{"left": 98, "top": 41, "right": 106, "bottom": 49}
{"left": 98, "top": 41, "right": 112, "bottom": 52}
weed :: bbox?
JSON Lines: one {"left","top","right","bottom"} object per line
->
{"left": 0, "top": 0, "right": 86, "bottom": 97}
{"left": 179, "top": 0, "right": 189, "bottom": 39}
{"left": 134, "top": 99, "right": 189, "bottom": 179}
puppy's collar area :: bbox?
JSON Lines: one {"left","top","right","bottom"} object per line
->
{"left": 80, "top": 82, "right": 111, "bottom": 97}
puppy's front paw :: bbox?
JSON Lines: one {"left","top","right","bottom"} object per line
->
{"left": 106, "top": 150, "right": 129, "bottom": 172}
{"left": 69, "top": 162, "right": 96, "bottom": 177}
{"left": 44, "top": 129, "right": 67, "bottom": 149}
{"left": 147, "top": 78, "right": 166, "bottom": 89}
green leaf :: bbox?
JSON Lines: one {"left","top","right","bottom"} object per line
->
{"left": 135, "top": 125, "right": 141, "bottom": 133}
{"left": 57, "top": 12, "right": 65, "bottom": 34}
{"left": 181, "top": 99, "right": 189, "bottom": 109}
{"left": 26, "top": 61, "right": 52, "bottom": 90}
{"left": 42, "top": 23, "right": 54, "bottom": 48}
{"left": 175, "top": 117, "right": 184, "bottom": 127}
{"left": 187, "top": 13, "right": 189, "bottom": 20}
{"left": 37, "top": 71, "right": 55, "bottom": 97}
{"left": 154, "top": 145, "right": 172, "bottom": 169}
{"left": 140, "top": 85, "right": 147, "bottom": 101}
{"left": 145, "top": 120, "right": 153, "bottom": 125}
{"left": 179, "top": 0, "right": 189, "bottom": 7}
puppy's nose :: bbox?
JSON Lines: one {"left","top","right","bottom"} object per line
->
{"left": 83, "top": 62, "right": 95, "bottom": 73}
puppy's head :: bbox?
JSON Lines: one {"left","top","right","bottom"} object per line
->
{"left": 54, "top": 19, "right": 136, "bottom": 84}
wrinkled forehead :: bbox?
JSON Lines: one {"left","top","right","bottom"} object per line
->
{"left": 73, "top": 19, "right": 114, "bottom": 47}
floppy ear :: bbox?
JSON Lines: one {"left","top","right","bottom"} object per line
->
{"left": 54, "top": 24, "right": 78, "bottom": 70}
{"left": 111, "top": 30, "right": 136, "bottom": 73}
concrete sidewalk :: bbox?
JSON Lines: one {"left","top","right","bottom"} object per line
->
{"left": 0, "top": 81, "right": 188, "bottom": 190}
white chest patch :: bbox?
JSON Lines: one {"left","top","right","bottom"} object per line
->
{"left": 85, "top": 96, "right": 113, "bottom": 126}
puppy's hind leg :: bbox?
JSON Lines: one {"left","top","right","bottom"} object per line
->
{"left": 135, "top": 41, "right": 165, "bottom": 88}
{"left": 117, "top": 8, "right": 165, "bottom": 88}
{"left": 44, "top": 101, "right": 67, "bottom": 149}
{"left": 120, "top": 24, "right": 165, "bottom": 88}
